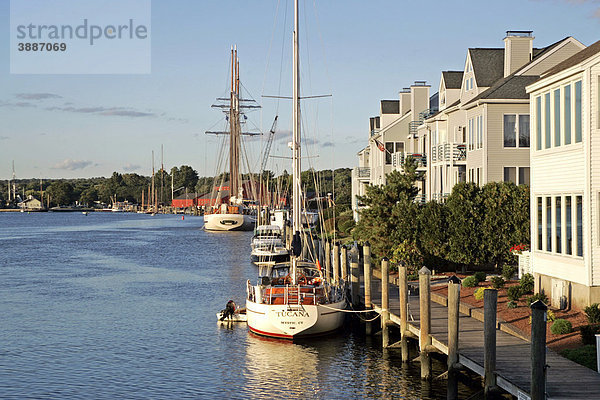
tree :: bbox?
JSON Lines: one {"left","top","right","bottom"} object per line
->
{"left": 172, "top": 165, "right": 199, "bottom": 193}
{"left": 417, "top": 200, "right": 449, "bottom": 268}
{"left": 446, "top": 182, "right": 485, "bottom": 267}
{"left": 46, "top": 181, "right": 76, "bottom": 206}
{"left": 79, "top": 186, "right": 99, "bottom": 206}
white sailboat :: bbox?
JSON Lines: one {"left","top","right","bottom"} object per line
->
{"left": 204, "top": 47, "right": 257, "bottom": 231}
{"left": 245, "top": 0, "right": 346, "bottom": 339}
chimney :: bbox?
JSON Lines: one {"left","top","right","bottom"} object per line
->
{"left": 410, "top": 81, "right": 430, "bottom": 116}
{"left": 504, "top": 31, "right": 534, "bottom": 77}
{"left": 399, "top": 88, "right": 411, "bottom": 115}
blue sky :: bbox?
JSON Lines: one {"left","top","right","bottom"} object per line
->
{"left": 1, "top": 0, "right": 599, "bottom": 180}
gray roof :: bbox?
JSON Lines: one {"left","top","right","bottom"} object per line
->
{"left": 469, "top": 48, "right": 505, "bottom": 87}
{"left": 464, "top": 75, "right": 540, "bottom": 106}
{"left": 442, "top": 71, "right": 464, "bottom": 89}
{"left": 381, "top": 100, "right": 399, "bottom": 114}
{"left": 542, "top": 39, "right": 600, "bottom": 78}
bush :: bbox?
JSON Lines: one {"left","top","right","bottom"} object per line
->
{"left": 547, "top": 309, "right": 556, "bottom": 322}
{"left": 507, "top": 285, "right": 522, "bottom": 302}
{"left": 490, "top": 276, "right": 505, "bottom": 289}
{"left": 527, "top": 292, "right": 548, "bottom": 306}
{"left": 462, "top": 276, "right": 479, "bottom": 288}
{"left": 520, "top": 273, "right": 534, "bottom": 294}
{"left": 502, "top": 264, "right": 518, "bottom": 280}
{"left": 550, "top": 319, "right": 573, "bottom": 335}
{"left": 507, "top": 300, "right": 517, "bottom": 309}
{"left": 580, "top": 324, "right": 600, "bottom": 345}
{"left": 474, "top": 271, "right": 487, "bottom": 283}
{"left": 474, "top": 287, "right": 492, "bottom": 301}
{"left": 561, "top": 345, "right": 598, "bottom": 371}
{"left": 584, "top": 303, "right": 600, "bottom": 324}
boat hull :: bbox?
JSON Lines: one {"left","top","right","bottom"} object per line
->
{"left": 204, "top": 213, "right": 255, "bottom": 231}
{"left": 245, "top": 299, "right": 346, "bottom": 339}
{"left": 250, "top": 249, "right": 290, "bottom": 264}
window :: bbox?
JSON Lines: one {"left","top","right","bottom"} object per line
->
{"left": 566, "top": 196, "right": 572, "bottom": 255}
{"left": 385, "top": 142, "right": 404, "bottom": 165}
{"left": 466, "top": 78, "right": 470, "bottom": 91}
{"left": 537, "top": 197, "right": 543, "bottom": 250}
{"left": 546, "top": 196, "right": 552, "bottom": 251}
{"left": 470, "top": 77, "right": 474, "bottom": 90}
{"left": 564, "top": 84, "right": 571, "bottom": 145}
{"left": 556, "top": 197, "right": 562, "bottom": 254}
{"left": 504, "top": 115, "right": 516, "bottom": 147}
{"left": 519, "top": 115, "right": 530, "bottom": 147}
{"left": 477, "top": 115, "right": 483, "bottom": 149}
{"left": 554, "top": 89, "right": 561, "bottom": 146}
{"left": 536, "top": 96, "right": 542, "bottom": 150}
{"left": 519, "top": 167, "right": 530, "bottom": 186}
{"left": 545, "top": 93, "right": 551, "bottom": 149}
{"left": 468, "top": 118, "right": 474, "bottom": 151}
{"left": 575, "top": 80, "right": 582, "bottom": 143}
{"left": 476, "top": 168, "right": 480, "bottom": 186}
{"left": 577, "top": 195, "right": 583, "bottom": 256}
{"left": 504, "top": 167, "right": 516, "bottom": 184}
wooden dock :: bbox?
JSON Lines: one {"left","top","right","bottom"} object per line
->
{"left": 366, "top": 273, "right": 600, "bottom": 399}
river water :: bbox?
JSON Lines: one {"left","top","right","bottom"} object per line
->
{"left": 0, "top": 212, "right": 479, "bottom": 399}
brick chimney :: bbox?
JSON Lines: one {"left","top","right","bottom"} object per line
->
{"left": 504, "top": 31, "right": 534, "bottom": 77}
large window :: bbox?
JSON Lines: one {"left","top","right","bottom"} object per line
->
{"left": 538, "top": 194, "right": 582, "bottom": 257}
{"left": 577, "top": 195, "right": 583, "bottom": 256}
{"left": 519, "top": 167, "right": 530, "bottom": 186}
{"left": 536, "top": 96, "right": 542, "bottom": 150}
{"left": 554, "top": 89, "right": 561, "bottom": 147}
{"left": 546, "top": 196, "right": 552, "bottom": 251}
{"left": 504, "top": 114, "right": 530, "bottom": 148}
{"left": 504, "top": 167, "right": 516, "bottom": 184}
{"left": 556, "top": 197, "right": 562, "bottom": 253}
{"left": 537, "top": 197, "right": 543, "bottom": 250}
{"left": 566, "top": 196, "right": 572, "bottom": 255}
{"left": 477, "top": 115, "right": 483, "bottom": 149}
{"left": 468, "top": 118, "right": 474, "bottom": 151}
{"left": 575, "top": 80, "right": 582, "bottom": 143}
{"left": 504, "top": 167, "right": 529, "bottom": 185}
{"left": 385, "top": 142, "right": 404, "bottom": 165}
{"left": 545, "top": 93, "right": 551, "bottom": 149}
{"left": 564, "top": 84, "right": 571, "bottom": 145}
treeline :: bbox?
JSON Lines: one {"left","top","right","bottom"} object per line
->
{"left": 1, "top": 166, "right": 352, "bottom": 208}
{"left": 353, "top": 159, "right": 530, "bottom": 273}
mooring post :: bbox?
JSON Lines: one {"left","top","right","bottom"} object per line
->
{"left": 350, "top": 246, "right": 360, "bottom": 307}
{"left": 419, "top": 266, "right": 431, "bottom": 380}
{"left": 484, "top": 288, "right": 498, "bottom": 396}
{"left": 447, "top": 276, "right": 461, "bottom": 400}
{"left": 333, "top": 242, "right": 340, "bottom": 285}
{"left": 340, "top": 245, "right": 348, "bottom": 282}
{"left": 325, "top": 240, "right": 331, "bottom": 283}
{"left": 381, "top": 257, "right": 390, "bottom": 348}
{"left": 531, "top": 300, "right": 548, "bottom": 400}
{"left": 399, "top": 262, "right": 409, "bottom": 362}
{"left": 363, "top": 242, "right": 373, "bottom": 335}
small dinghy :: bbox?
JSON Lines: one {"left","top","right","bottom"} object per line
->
{"left": 217, "top": 300, "right": 247, "bottom": 323}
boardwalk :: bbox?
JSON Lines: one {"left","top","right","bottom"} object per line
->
{"left": 366, "top": 276, "right": 600, "bottom": 399}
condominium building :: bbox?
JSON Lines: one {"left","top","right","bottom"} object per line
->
{"left": 526, "top": 40, "right": 600, "bottom": 308}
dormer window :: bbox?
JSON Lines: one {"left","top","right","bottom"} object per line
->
{"left": 466, "top": 79, "right": 470, "bottom": 91}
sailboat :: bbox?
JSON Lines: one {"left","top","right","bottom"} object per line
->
{"left": 204, "top": 47, "right": 257, "bottom": 231}
{"left": 245, "top": 0, "right": 346, "bottom": 339}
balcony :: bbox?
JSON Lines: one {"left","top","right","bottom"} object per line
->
{"left": 354, "top": 167, "right": 371, "bottom": 182}
{"left": 414, "top": 194, "right": 426, "bottom": 204}
{"left": 392, "top": 152, "right": 427, "bottom": 170}
{"left": 432, "top": 193, "right": 449, "bottom": 202}
{"left": 430, "top": 143, "right": 466, "bottom": 163}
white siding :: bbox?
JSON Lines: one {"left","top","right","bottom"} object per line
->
{"left": 590, "top": 64, "right": 600, "bottom": 284}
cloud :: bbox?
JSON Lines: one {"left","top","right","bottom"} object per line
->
{"left": 0, "top": 101, "right": 35, "bottom": 108}
{"left": 51, "top": 159, "right": 93, "bottom": 170}
{"left": 15, "top": 93, "right": 62, "bottom": 100}
{"left": 0, "top": 136, "right": 9, "bottom": 140}
{"left": 123, "top": 163, "right": 141, "bottom": 171}
{"left": 45, "top": 105, "right": 158, "bottom": 118}
{"left": 100, "top": 110, "right": 155, "bottom": 117}
{"left": 345, "top": 135, "right": 364, "bottom": 144}
{"left": 321, "top": 141, "right": 335, "bottom": 147}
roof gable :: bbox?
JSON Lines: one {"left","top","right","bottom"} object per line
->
{"left": 469, "top": 48, "right": 505, "bottom": 87}
{"left": 542, "top": 39, "right": 600, "bottom": 78}
{"left": 442, "top": 71, "right": 463, "bottom": 89}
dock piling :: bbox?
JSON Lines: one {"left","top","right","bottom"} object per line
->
{"left": 484, "top": 288, "right": 498, "bottom": 396}
{"left": 350, "top": 247, "right": 360, "bottom": 307}
{"left": 399, "top": 262, "right": 409, "bottom": 362}
{"left": 340, "top": 245, "right": 348, "bottom": 282}
{"left": 381, "top": 258, "right": 389, "bottom": 347}
{"left": 364, "top": 242, "right": 373, "bottom": 335}
{"left": 325, "top": 241, "right": 331, "bottom": 284}
{"left": 419, "top": 266, "right": 432, "bottom": 380}
{"left": 333, "top": 242, "right": 340, "bottom": 285}
{"left": 447, "top": 275, "right": 461, "bottom": 400}
{"left": 531, "top": 300, "right": 548, "bottom": 400}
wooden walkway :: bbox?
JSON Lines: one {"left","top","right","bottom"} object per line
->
{"left": 366, "top": 276, "right": 600, "bottom": 399}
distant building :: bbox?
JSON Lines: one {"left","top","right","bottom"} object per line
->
{"left": 18, "top": 195, "right": 43, "bottom": 210}
{"left": 526, "top": 40, "right": 600, "bottom": 309}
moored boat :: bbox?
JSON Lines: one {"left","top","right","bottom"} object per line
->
{"left": 251, "top": 225, "right": 289, "bottom": 264}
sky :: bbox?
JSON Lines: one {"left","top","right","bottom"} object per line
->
{"left": 1, "top": 0, "right": 599, "bottom": 180}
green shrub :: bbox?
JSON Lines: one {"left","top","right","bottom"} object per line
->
{"left": 580, "top": 324, "right": 600, "bottom": 345}
{"left": 507, "top": 300, "right": 517, "bottom": 309}
{"left": 474, "top": 287, "right": 492, "bottom": 301}
{"left": 520, "top": 273, "right": 534, "bottom": 294}
{"left": 550, "top": 319, "right": 573, "bottom": 335}
{"left": 547, "top": 309, "right": 556, "bottom": 322}
{"left": 527, "top": 292, "right": 548, "bottom": 306}
{"left": 474, "top": 271, "right": 487, "bottom": 283}
{"left": 507, "top": 285, "right": 522, "bottom": 302}
{"left": 502, "top": 264, "right": 518, "bottom": 280}
{"left": 462, "top": 276, "right": 478, "bottom": 288}
{"left": 584, "top": 303, "right": 600, "bottom": 324}
{"left": 490, "top": 276, "right": 505, "bottom": 289}
{"left": 561, "top": 345, "right": 598, "bottom": 371}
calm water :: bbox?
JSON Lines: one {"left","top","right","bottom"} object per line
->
{"left": 0, "top": 212, "right": 478, "bottom": 399}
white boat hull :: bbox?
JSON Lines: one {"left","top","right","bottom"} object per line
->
{"left": 246, "top": 299, "right": 346, "bottom": 339}
{"left": 204, "top": 213, "right": 255, "bottom": 231}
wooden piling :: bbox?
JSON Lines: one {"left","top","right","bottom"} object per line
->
{"left": 398, "top": 263, "right": 409, "bottom": 362}
{"left": 363, "top": 242, "right": 373, "bottom": 335}
{"left": 381, "top": 258, "right": 390, "bottom": 347}
{"left": 531, "top": 300, "right": 547, "bottom": 400}
{"left": 340, "top": 245, "right": 348, "bottom": 282}
{"left": 350, "top": 248, "right": 360, "bottom": 307}
{"left": 325, "top": 241, "right": 332, "bottom": 283}
{"left": 447, "top": 276, "right": 461, "bottom": 400}
{"left": 333, "top": 242, "right": 340, "bottom": 285}
{"left": 484, "top": 288, "right": 498, "bottom": 396}
{"left": 419, "top": 266, "right": 432, "bottom": 380}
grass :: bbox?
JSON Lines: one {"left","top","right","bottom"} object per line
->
{"left": 560, "top": 345, "right": 598, "bottom": 371}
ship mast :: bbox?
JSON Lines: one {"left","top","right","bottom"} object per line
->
{"left": 291, "top": 0, "right": 301, "bottom": 284}
{"left": 229, "top": 46, "right": 241, "bottom": 203}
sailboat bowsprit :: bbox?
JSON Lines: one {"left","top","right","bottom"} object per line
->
{"left": 245, "top": 0, "right": 346, "bottom": 339}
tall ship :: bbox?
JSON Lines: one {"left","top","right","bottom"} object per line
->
{"left": 204, "top": 47, "right": 258, "bottom": 231}
{"left": 245, "top": 0, "right": 346, "bottom": 339}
